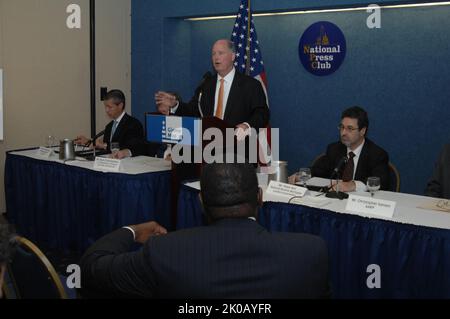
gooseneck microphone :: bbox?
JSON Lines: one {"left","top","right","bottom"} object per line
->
{"left": 86, "top": 130, "right": 105, "bottom": 148}
{"left": 325, "top": 155, "right": 349, "bottom": 200}
{"left": 332, "top": 156, "right": 348, "bottom": 178}
{"left": 196, "top": 71, "right": 213, "bottom": 118}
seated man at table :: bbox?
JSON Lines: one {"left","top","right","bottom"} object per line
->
{"left": 75, "top": 89, "right": 146, "bottom": 158}
{"left": 311, "top": 106, "right": 390, "bottom": 192}
{"left": 424, "top": 144, "right": 450, "bottom": 199}
{"left": 80, "top": 163, "right": 330, "bottom": 298}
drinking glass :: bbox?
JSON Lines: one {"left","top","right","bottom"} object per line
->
{"left": 366, "top": 176, "right": 381, "bottom": 197}
{"left": 110, "top": 142, "right": 120, "bottom": 155}
{"left": 45, "top": 135, "right": 56, "bottom": 148}
{"left": 296, "top": 168, "right": 311, "bottom": 187}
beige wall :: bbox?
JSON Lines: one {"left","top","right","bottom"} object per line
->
{"left": 0, "top": 0, "right": 131, "bottom": 212}
{"left": 96, "top": 0, "right": 132, "bottom": 129}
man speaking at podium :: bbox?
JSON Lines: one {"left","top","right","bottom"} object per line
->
{"left": 155, "top": 39, "right": 270, "bottom": 140}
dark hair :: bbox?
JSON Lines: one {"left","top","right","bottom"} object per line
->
{"left": 200, "top": 163, "right": 259, "bottom": 221}
{"left": 341, "top": 106, "right": 369, "bottom": 135}
{"left": 105, "top": 89, "right": 126, "bottom": 110}
{"left": 0, "top": 224, "right": 14, "bottom": 265}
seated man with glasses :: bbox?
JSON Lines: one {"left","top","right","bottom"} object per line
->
{"left": 311, "top": 106, "right": 390, "bottom": 192}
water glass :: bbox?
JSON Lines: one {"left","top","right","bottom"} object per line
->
{"left": 366, "top": 176, "right": 381, "bottom": 197}
{"left": 110, "top": 142, "right": 120, "bottom": 155}
{"left": 45, "top": 135, "right": 56, "bottom": 148}
{"left": 296, "top": 168, "right": 311, "bottom": 187}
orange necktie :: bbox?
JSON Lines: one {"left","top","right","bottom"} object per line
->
{"left": 215, "top": 79, "right": 224, "bottom": 119}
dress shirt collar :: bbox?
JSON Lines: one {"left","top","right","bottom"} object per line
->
{"left": 347, "top": 138, "right": 365, "bottom": 158}
{"left": 218, "top": 67, "right": 236, "bottom": 84}
{"left": 114, "top": 111, "right": 126, "bottom": 124}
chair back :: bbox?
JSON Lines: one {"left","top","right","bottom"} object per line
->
{"left": 6, "top": 236, "right": 67, "bottom": 299}
{"left": 389, "top": 162, "right": 401, "bottom": 192}
{"left": 310, "top": 153, "right": 326, "bottom": 168}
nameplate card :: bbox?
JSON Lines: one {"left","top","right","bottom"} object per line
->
{"left": 36, "top": 147, "right": 53, "bottom": 158}
{"left": 346, "top": 195, "right": 396, "bottom": 218}
{"left": 93, "top": 157, "right": 121, "bottom": 172}
{"left": 266, "top": 181, "right": 307, "bottom": 199}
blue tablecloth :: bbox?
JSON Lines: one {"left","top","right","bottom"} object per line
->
{"left": 177, "top": 184, "right": 450, "bottom": 299}
{"left": 5, "top": 152, "right": 172, "bottom": 252}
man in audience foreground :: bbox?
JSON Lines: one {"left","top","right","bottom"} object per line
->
{"left": 80, "top": 163, "right": 330, "bottom": 298}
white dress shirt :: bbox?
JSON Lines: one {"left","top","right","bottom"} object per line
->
{"left": 171, "top": 68, "right": 250, "bottom": 131}
{"left": 110, "top": 111, "right": 126, "bottom": 140}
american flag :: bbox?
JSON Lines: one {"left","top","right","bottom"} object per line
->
{"left": 231, "top": 0, "right": 271, "bottom": 164}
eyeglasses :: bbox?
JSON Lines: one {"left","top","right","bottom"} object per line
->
{"left": 337, "top": 124, "right": 359, "bottom": 132}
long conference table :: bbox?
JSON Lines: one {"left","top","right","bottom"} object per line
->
{"left": 5, "top": 149, "right": 450, "bottom": 298}
{"left": 5, "top": 149, "right": 172, "bottom": 252}
{"left": 177, "top": 181, "right": 450, "bottom": 299}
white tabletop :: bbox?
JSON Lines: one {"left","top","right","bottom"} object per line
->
{"left": 10, "top": 148, "right": 172, "bottom": 175}
{"left": 184, "top": 178, "right": 450, "bottom": 231}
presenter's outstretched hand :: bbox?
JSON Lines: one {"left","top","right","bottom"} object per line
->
{"left": 155, "top": 91, "right": 177, "bottom": 115}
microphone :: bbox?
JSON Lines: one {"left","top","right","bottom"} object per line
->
{"left": 196, "top": 71, "right": 212, "bottom": 118}
{"left": 332, "top": 156, "right": 348, "bottom": 178}
{"left": 195, "top": 71, "right": 213, "bottom": 94}
{"left": 325, "top": 155, "right": 349, "bottom": 200}
{"left": 87, "top": 130, "right": 105, "bottom": 147}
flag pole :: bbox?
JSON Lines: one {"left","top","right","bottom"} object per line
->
{"left": 245, "top": 0, "right": 252, "bottom": 75}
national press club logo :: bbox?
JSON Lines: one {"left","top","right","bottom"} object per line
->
{"left": 298, "top": 21, "right": 346, "bottom": 76}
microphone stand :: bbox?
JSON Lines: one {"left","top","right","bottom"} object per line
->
{"left": 197, "top": 92, "right": 204, "bottom": 118}
{"left": 325, "top": 169, "right": 349, "bottom": 200}
{"left": 92, "top": 138, "right": 97, "bottom": 159}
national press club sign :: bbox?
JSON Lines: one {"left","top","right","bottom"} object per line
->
{"left": 298, "top": 21, "right": 346, "bottom": 76}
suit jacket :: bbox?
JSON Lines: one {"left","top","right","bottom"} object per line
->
{"left": 425, "top": 144, "right": 450, "bottom": 199}
{"left": 80, "top": 218, "right": 330, "bottom": 299}
{"left": 312, "top": 139, "right": 390, "bottom": 191}
{"left": 175, "top": 71, "right": 270, "bottom": 129}
{"left": 103, "top": 113, "right": 145, "bottom": 156}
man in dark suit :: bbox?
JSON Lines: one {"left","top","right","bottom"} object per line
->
{"left": 312, "top": 106, "right": 390, "bottom": 192}
{"left": 80, "top": 163, "right": 330, "bottom": 299}
{"left": 75, "top": 89, "right": 146, "bottom": 158}
{"left": 155, "top": 39, "right": 270, "bottom": 136}
{"left": 425, "top": 144, "right": 450, "bottom": 199}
